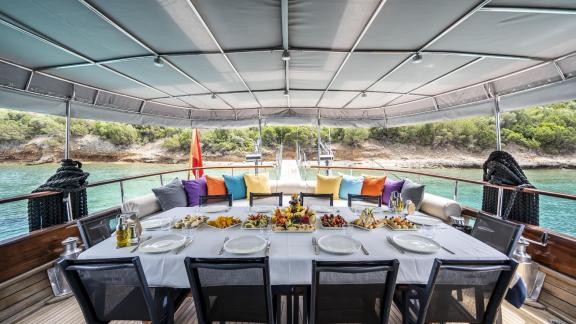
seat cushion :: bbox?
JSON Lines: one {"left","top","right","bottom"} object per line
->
{"left": 206, "top": 175, "right": 227, "bottom": 196}
{"left": 361, "top": 176, "right": 386, "bottom": 196}
{"left": 245, "top": 173, "right": 271, "bottom": 195}
{"left": 223, "top": 174, "right": 247, "bottom": 200}
{"left": 182, "top": 176, "right": 207, "bottom": 207}
{"left": 316, "top": 174, "right": 343, "bottom": 200}
{"left": 339, "top": 175, "right": 364, "bottom": 200}
{"left": 121, "top": 193, "right": 161, "bottom": 218}
{"left": 401, "top": 179, "right": 426, "bottom": 209}
{"left": 382, "top": 178, "right": 405, "bottom": 205}
{"left": 152, "top": 178, "right": 188, "bottom": 211}
{"left": 420, "top": 193, "right": 462, "bottom": 221}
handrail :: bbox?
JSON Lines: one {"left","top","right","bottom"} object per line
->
{"left": 310, "top": 165, "right": 576, "bottom": 201}
{"left": 0, "top": 164, "right": 274, "bottom": 205}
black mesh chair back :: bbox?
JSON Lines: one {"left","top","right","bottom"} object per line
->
{"left": 413, "top": 259, "right": 518, "bottom": 324}
{"left": 348, "top": 194, "right": 382, "bottom": 208}
{"left": 184, "top": 257, "right": 274, "bottom": 324}
{"left": 472, "top": 212, "right": 524, "bottom": 257}
{"left": 59, "top": 257, "right": 180, "bottom": 324}
{"left": 311, "top": 260, "right": 399, "bottom": 324}
{"left": 250, "top": 192, "right": 283, "bottom": 206}
{"left": 300, "top": 193, "right": 334, "bottom": 206}
{"left": 199, "top": 194, "right": 232, "bottom": 207}
{"left": 77, "top": 208, "right": 121, "bottom": 248}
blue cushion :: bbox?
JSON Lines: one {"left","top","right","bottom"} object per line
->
{"left": 339, "top": 175, "right": 364, "bottom": 200}
{"left": 223, "top": 174, "right": 247, "bottom": 200}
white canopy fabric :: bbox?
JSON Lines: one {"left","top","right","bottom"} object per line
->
{"left": 0, "top": 0, "right": 575, "bottom": 128}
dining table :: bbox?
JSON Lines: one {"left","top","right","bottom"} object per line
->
{"left": 79, "top": 206, "right": 507, "bottom": 288}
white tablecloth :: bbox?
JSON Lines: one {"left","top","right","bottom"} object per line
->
{"left": 79, "top": 207, "right": 506, "bottom": 287}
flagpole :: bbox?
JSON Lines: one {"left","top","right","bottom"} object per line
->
{"left": 188, "top": 129, "right": 195, "bottom": 180}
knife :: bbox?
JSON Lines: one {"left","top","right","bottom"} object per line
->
{"left": 217, "top": 236, "right": 229, "bottom": 255}
{"left": 360, "top": 244, "right": 369, "bottom": 255}
{"left": 439, "top": 244, "right": 455, "bottom": 255}
{"left": 312, "top": 237, "right": 320, "bottom": 255}
{"left": 173, "top": 237, "right": 192, "bottom": 255}
{"left": 130, "top": 236, "right": 151, "bottom": 253}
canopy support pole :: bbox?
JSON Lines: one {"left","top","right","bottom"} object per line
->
{"left": 317, "top": 118, "right": 321, "bottom": 168}
{"left": 494, "top": 95, "right": 504, "bottom": 218}
{"left": 64, "top": 98, "right": 72, "bottom": 160}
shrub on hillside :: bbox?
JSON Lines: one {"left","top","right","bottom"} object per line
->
{"left": 94, "top": 121, "right": 138, "bottom": 146}
{"left": 0, "top": 119, "right": 29, "bottom": 142}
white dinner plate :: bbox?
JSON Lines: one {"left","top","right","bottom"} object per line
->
{"left": 141, "top": 218, "right": 171, "bottom": 230}
{"left": 200, "top": 205, "right": 230, "bottom": 213}
{"left": 251, "top": 206, "right": 275, "bottom": 213}
{"left": 138, "top": 234, "right": 186, "bottom": 253}
{"left": 224, "top": 235, "right": 267, "bottom": 254}
{"left": 406, "top": 215, "right": 443, "bottom": 226}
{"left": 391, "top": 234, "right": 441, "bottom": 254}
{"left": 317, "top": 235, "right": 361, "bottom": 254}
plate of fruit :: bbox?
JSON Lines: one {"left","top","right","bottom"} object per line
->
{"left": 242, "top": 213, "right": 270, "bottom": 229}
{"left": 383, "top": 216, "right": 418, "bottom": 230}
{"left": 350, "top": 208, "right": 386, "bottom": 230}
{"left": 206, "top": 215, "right": 242, "bottom": 229}
{"left": 272, "top": 194, "right": 316, "bottom": 232}
{"left": 320, "top": 214, "right": 348, "bottom": 229}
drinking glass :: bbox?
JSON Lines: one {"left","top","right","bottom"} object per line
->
{"left": 419, "top": 225, "right": 435, "bottom": 239}
{"left": 343, "top": 223, "right": 352, "bottom": 237}
{"left": 161, "top": 216, "right": 173, "bottom": 231}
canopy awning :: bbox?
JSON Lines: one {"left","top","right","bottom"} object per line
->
{"left": 0, "top": 0, "right": 575, "bottom": 128}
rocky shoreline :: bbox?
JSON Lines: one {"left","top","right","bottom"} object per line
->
{"left": 1, "top": 136, "right": 575, "bottom": 169}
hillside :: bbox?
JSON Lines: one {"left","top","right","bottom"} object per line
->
{"left": 1, "top": 101, "right": 576, "bottom": 168}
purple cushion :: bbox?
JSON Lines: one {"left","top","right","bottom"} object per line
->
{"left": 182, "top": 176, "right": 207, "bottom": 207}
{"left": 382, "top": 178, "right": 405, "bottom": 205}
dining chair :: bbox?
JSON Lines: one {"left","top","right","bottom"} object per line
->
{"left": 300, "top": 193, "right": 334, "bottom": 206}
{"left": 471, "top": 212, "right": 525, "bottom": 257}
{"left": 199, "top": 194, "right": 232, "bottom": 207}
{"left": 77, "top": 208, "right": 121, "bottom": 248}
{"left": 310, "top": 260, "right": 399, "bottom": 324}
{"left": 184, "top": 257, "right": 275, "bottom": 324}
{"left": 59, "top": 257, "right": 187, "bottom": 324}
{"left": 250, "top": 192, "right": 283, "bottom": 207}
{"left": 348, "top": 194, "right": 382, "bottom": 208}
{"left": 400, "top": 259, "right": 518, "bottom": 324}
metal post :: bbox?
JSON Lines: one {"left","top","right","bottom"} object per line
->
{"left": 64, "top": 193, "right": 74, "bottom": 223}
{"left": 316, "top": 119, "right": 321, "bottom": 167}
{"left": 64, "top": 98, "right": 72, "bottom": 159}
{"left": 494, "top": 95, "right": 504, "bottom": 217}
{"left": 120, "top": 181, "right": 125, "bottom": 203}
{"left": 159, "top": 174, "right": 164, "bottom": 186}
{"left": 454, "top": 180, "right": 459, "bottom": 201}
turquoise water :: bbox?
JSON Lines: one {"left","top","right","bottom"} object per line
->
{"left": 0, "top": 163, "right": 277, "bottom": 242}
{"left": 0, "top": 163, "right": 575, "bottom": 241}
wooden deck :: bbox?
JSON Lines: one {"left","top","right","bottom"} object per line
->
{"left": 12, "top": 294, "right": 569, "bottom": 324}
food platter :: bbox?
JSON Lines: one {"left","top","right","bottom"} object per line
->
{"left": 206, "top": 215, "right": 242, "bottom": 230}
{"left": 242, "top": 213, "right": 270, "bottom": 230}
{"left": 382, "top": 216, "right": 419, "bottom": 231}
{"left": 272, "top": 194, "right": 316, "bottom": 233}
{"left": 172, "top": 215, "right": 208, "bottom": 229}
{"left": 350, "top": 208, "right": 386, "bottom": 230}
{"left": 319, "top": 214, "right": 347, "bottom": 230}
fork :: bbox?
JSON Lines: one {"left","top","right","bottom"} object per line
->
{"left": 217, "top": 236, "right": 229, "bottom": 255}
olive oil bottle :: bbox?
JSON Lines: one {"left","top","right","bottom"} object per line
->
{"left": 115, "top": 215, "right": 131, "bottom": 248}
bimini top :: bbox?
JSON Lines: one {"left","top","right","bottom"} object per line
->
{"left": 0, "top": 0, "right": 575, "bottom": 128}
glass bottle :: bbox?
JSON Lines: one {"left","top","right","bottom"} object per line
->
{"left": 116, "top": 215, "right": 131, "bottom": 248}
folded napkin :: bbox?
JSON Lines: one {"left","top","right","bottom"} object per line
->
{"left": 505, "top": 273, "right": 527, "bottom": 308}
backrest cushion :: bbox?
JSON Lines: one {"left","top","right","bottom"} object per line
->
{"left": 382, "top": 178, "right": 405, "bottom": 205}
{"left": 245, "top": 173, "right": 271, "bottom": 195}
{"left": 206, "top": 175, "right": 227, "bottom": 196}
{"left": 338, "top": 175, "right": 364, "bottom": 200}
{"left": 121, "top": 193, "right": 161, "bottom": 218}
{"left": 223, "top": 174, "right": 247, "bottom": 200}
{"left": 182, "top": 176, "right": 207, "bottom": 207}
{"left": 315, "top": 174, "right": 343, "bottom": 200}
{"left": 361, "top": 176, "right": 387, "bottom": 196}
{"left": 152, "top": 178, "right": 188, "bottom": 211}
{"left": 400, "top": 179, "right": 426, "bottom": 209}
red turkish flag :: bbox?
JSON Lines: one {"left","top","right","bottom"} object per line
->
{"left": 189, "top": 129, "right": 203, "bottom": 178}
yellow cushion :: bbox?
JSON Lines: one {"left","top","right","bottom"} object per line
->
{"left": 315, "top": 174, "right": 343, "bottom": 200}
{"left": 244, "top": 173, "right": 271, "bottom": 196}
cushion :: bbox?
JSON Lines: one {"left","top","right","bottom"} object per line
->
{"left": 245, "top": 173, "right": 272, "bottom": 196}
{"left": 400, "top": 179, "right": 426, "bottom": 209}
{"left": 223, "top": 174, "right": 247, "bottom": 200}
{"left": 315, "top": 174, "right": 343, "bottom": 200}
{"left": 420, "top": 193, "right": 462, "bottom": 222}
{"left": 206, "top": 175, "right": 227, "bottom": 196}
{"left": 339, "top": 175, "right": 364, "bottom": 200}
{"left": 361, "top": 176, "right": 387, "bottom": 196}
{"left": 182, "top": 176, "right": 207, "bottom": 207}
{"left": 151, "top": 178, "right": 188, "bottom": 211}
{"left": 121, "top": 193, "right": 161, "bottom": 218}
{"left": 382, "top": 178, "right": 405, "bottom": 205}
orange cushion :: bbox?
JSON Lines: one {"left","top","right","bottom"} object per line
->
{"left": 206, "top": 175, "right": 227, "bottom": 196}
{"left": 361, "top": 176, "right": 387, "bottom": 196}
